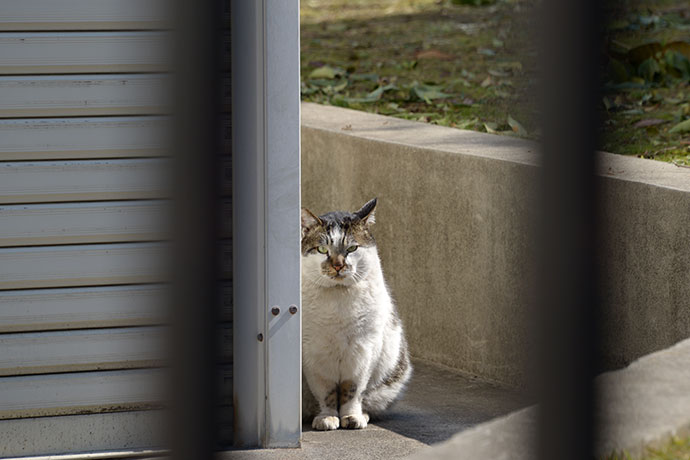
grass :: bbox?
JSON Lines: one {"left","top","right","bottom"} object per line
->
{"left": 300, "top": 0, "right": 690, "bottom": 163}
{"left": 301, "top": 0, "right": 537, "bottom": 137}
{"left": 605, "top": 436, "right": 690, "bottom": 460}
{"left": 600, "top": 0, "right": 690, "bottom": 164}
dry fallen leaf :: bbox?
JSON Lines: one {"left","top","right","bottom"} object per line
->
{"left": 507, "top": 115, "right": 528, "bottom": 136}
{"left": 633, "top": 119, "right": 666, "bottom": 128}
{"left": 669, "top": 119, "right": 690, "bottom": 134}
{"left": 665, "top": 41, "right": 690, "bottom": 60}
{"left": 414, "top": 49, "right": 454, "bottom": 60}
{"left": 484, "top": 122, "right": 498, "bottom": 134}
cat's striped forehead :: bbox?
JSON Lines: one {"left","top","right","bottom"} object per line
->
{"left": 301, "top": 210, "right": 375, "bottom": 255}
{"left": 316, "top": 212, "right": 364, "bottom": 248}
{"left": 320, "top": 211, "right": 357, "bottom": 234}
{"left": 321, "top": 226, "right": 347, "bottom": 250}
{"left": 301, "top": 199, "right": 378, "bottom": 255}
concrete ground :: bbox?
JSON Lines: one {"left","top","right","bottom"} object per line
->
{"left": 219, "top": 358, "right": 529, "bottom": 460}
{"left": 220, "top": 337, "right": 690, "bottom": 460}
{"left": 407, "top": 337, "right": 690, "bottom": 460}
{"left": 28, "top": 339, "right": 690, "bottom": 460}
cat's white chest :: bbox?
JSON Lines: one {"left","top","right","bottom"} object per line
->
{"left": 303, "top": 286, "right": 371, "bottom": 343}
{"left": 302, "top": 283, "right": 385, "bottom": 378}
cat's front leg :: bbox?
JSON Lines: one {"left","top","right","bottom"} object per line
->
{"left": 338, "top": 379, "right": 370, "bottom": 429}
{"left": 337, "top": 343, "right": 376, "bottom": 429}
{"left": 304, "top": 372, "right": 340, "bottom": 431}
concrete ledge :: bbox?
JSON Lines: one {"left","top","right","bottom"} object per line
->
{"left": 404, "top": 337, "right": 690, "bottom": 459}
{"left": 301, "top": 102, "right": 690, "bottom": 386}
{"left": 598, "top": 337, "right": 690, "bottom": 456}
{"left": 405, "top": 407, "right": 536, "bottom": 460}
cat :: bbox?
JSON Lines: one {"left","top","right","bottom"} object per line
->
{"left": 300, "top": 198, "right": 412, "bottom": 431}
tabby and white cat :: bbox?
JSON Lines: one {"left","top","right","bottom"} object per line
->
{"left": 301, "top": 198, "right": 412, "bottom": 431}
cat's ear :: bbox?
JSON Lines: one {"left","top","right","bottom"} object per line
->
{"left": 355, "top": 198, "right": 377, "bottom": 226}
{"left": 301, "top": 208, "right": 322, "bottom": 235}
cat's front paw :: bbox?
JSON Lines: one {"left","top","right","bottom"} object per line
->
{"left": 312, "top": 415, "right": 340, "bottom": 431}
{"left": 340, "top": 413, "right": 369, "bottom": 430}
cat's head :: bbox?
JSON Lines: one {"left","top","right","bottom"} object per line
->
{"left": 301, "top": 198, "right": 378, "bottom": 287}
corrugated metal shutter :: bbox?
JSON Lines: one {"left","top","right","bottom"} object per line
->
{"left": 0, "top": 0, "right": 233, "bottom": 456}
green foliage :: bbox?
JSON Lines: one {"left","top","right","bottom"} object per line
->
{"left": 451, "top": 0, "right": 495, "bottom": 5}
{"left": 605, "top": 40, "right": 690, "bottom": 85}
{"left": 602, "top": 436, "right": 690, "bottom": 460}
{"left": 669, "top": 118, "right": 690, "bottom": 134}
{"left": 409, "top": 82, "right": 453, "bottom": 103}
{"left": 665, "top": 50, "right": 690, "bottom": 79}
{"left": 308, "top": 65, "right": 345, "bottom": 79}
{"left": 600, "top": 0, "right": 690, "bottom": 163}
{"left": 604, "top": 451, "right": 634, "bottom": 460}
{"left": 302, "top": 0, "right": 689, "bottom": 163}
{"left": 301, "top": 0, "right": 536, "bottom": 136}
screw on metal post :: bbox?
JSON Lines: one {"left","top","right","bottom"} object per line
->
{"left": 257, "top": 333, "right": 264, "bottom": 342}
{"left": 289, "top": 305, "right": 298, "bottom": 314}
{"left": 271, "top": 306, "right": 280, "bottom": 316}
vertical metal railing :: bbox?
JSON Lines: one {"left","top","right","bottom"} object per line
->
{"left": 231, "top": 0, "right": 267, "bottom": 446}
{"left": 232, "top": 0, "right": 302, "bottom": 448}
{"left": 170, "top": 0, "right": 223, "bottom": 458}
{"left": 537, "top": 0, "right": 603, "bottom": 458}
{"left": 167, "top": 0, "right": 301, "bottom": 455}
{"left": 167, "top": 0, "right": 608, "bottom": 456}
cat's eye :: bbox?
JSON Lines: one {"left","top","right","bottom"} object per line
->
{"left": 346, "top": 245, "right": 358, "bottom": 253}
{"left": 317, "top": 246, "right": 328, "bottom": 254}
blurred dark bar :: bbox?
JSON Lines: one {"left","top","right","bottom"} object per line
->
{"left": 170, "top": 0, "right": 223, "bottom": 458}
{"left": 537, "top": 1, "right": 602, "bottom": 459}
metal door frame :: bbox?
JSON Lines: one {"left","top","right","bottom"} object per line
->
{"left": 231, "top": 0, "right": 302, "bottom": 448}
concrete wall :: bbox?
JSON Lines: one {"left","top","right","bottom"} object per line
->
{"left": 598, "top": 172, "right": 690, "bottom": 370}
{"left": 301, "top": 102, "right": 690, "bottom": 387}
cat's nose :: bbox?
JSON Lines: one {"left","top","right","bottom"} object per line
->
{"left": 331, "top": 255, "right": 345, "bottom": 271}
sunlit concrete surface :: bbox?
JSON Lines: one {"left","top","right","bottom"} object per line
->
{"left": 302, "top": 101, "right": 690, "bottom": 386}
{"left": 220, "top": 359, "right": 528, "bottom": 460}
{"left": 407, "top": 338, "right": 690, "bottom": 460}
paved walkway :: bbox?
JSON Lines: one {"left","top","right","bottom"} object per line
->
{"left": 220, "top": 359, "right": 528, "bottom": 460}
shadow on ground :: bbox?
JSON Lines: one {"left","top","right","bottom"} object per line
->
{"left": 222, "top": 359, "right": 528, "bottom": 460}
{"left": 361, "top": 358, "right": 527, "bottom": 445}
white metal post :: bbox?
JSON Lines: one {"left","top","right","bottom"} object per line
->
{"left": 232, "top": 0, "right": 301, "bottom": 449}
